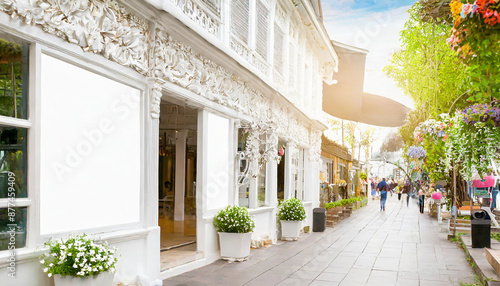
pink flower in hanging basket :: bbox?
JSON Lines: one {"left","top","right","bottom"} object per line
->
{"left": 431, "top": 192, "right": 443, "bottom": 200}
{"left": 278, "top": 147, "right": 284, "bottom": 156}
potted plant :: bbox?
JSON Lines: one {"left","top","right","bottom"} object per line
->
{"left": 40, "top": 234, "right": 117, "bottom": 286}
{"left": 213, "top": 206, "right": 255, "bottom": 261}
{"left": 278, "top": 198, "right": 306, "bottom": 240}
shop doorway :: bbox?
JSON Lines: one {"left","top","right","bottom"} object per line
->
{"left": 277, "top": 140, "right": 286, "bottom": 201}
{"left": 158, "top": 101, "right": 200, "bottom": 270}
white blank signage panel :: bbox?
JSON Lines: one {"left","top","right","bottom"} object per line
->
{"left": 40, "top": 54, "right": 141, "bottom": 234}
{"left": 206, "top": 113, "right": 230, "bottom": 210}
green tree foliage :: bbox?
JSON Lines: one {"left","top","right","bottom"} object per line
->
{"left": 385, "top": 3, "right": 470, "bottom": 159}
{"left": 384, "top": 3, "right": 469, "bottom": 120}
{"left": 380, "top": 132, "right": 404, "bottom": 154}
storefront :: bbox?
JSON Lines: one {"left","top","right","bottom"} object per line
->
{"left": 320, "top": 135, "right": 352, "bottom": 204}
{"left": 0, "top": 0, "right": 337, "bottom": 284}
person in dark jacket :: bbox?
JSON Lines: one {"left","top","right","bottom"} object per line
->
{"left": 377, "top": 178, "right": 388, "bottom": 212}
{"left": 403, "top": 181, "right": 411, "bottom": 207}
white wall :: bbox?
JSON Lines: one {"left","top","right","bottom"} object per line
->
{"left": 39, "top": 54, "right": 142, "bottom": 234}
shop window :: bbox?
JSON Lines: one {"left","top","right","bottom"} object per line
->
{"left": 257, "top": 162, "right": 266, "bottom": 207}
{"left": 0, "top": 37, "right": 29, "bottom": 251}
{"left": 257, "top": 134, "right": 267, "bottom": 207}
{"left": 237, "top": 128, "right": 250, "bottom": 208}
{"left": 0, "top": 207, "right": 26, "bottom": 251}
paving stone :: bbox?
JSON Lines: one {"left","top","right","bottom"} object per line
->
{"left": 163, "top": 196, "right": 476, "bottom": 286}
{"left": 314, "top": 272, "right": 346, "bottom": 282}
{"left": 288, "top": 270, "right": 320, "bottom": 280}
{"left": 275, "top": 278, "right": 313, "bottom": 286}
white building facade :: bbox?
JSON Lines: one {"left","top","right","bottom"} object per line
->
{"left": 0, "top": 0, "right": 338, "bottom": 284}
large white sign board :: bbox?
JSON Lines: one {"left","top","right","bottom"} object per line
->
{"left": 206, "top": 113, "right": 230, "bottom": 210}
{"left": 40, "top": 54, "right": 141, "bottom": 235}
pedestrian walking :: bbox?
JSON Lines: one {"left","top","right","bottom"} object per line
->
{"left": 396, "top": 186, "right": 402, "bottom": 201}
{"left": 377, "top": 178, "right": 388, "bottom": 212}
{"left": 418, "top": 189, "right": 425, "bottom": 213}
{"left": 403, "top": 180, "right": 411, "bottom": 207}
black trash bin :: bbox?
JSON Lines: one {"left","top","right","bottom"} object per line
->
{"left": 471, "top": 209, "right": 491, "bottom": 248}
{"left": 313, "top": 208, "right": 326, "bottom": 232}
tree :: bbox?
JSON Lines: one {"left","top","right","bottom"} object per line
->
{"left": 384, "top": 3, "right": 469, "bottom": 119}
{"left": 380, "top": 132, "right": 404, "bottom": 154}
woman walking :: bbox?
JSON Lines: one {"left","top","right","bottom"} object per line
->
{"left": 418, "top": 189, "right": 425, "bottom": 214}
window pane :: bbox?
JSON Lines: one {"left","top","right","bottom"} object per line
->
{"left": 231, "top": 0, "right": 250, "bottom": 44}
{"left": 0, "top": 207, "right": 27, "bottom": 251}
{"left": 0, "top": 38, "right": 28, "bottom": 119}
{"left": 258, "top": 163, "right": 266, "bottom": 207}
{"left": 239, "top": 184, "right": 249, "bottom": 208}
{"left": 256, "top": 1, "right": 268, "bottom": 59}
{"left": 0, "top": 126, "right": 27, "bottom": 198}
{"left": 237, "top": 128, "right": 249, "bottom": 207}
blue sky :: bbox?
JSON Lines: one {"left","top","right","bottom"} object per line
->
{"left": 322, "top": 0, "right": 417, "bottom": 108}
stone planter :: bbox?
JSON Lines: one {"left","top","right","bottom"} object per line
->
{"left": 218, "top": 232, "right": 252, "bottom": 261}
{"left": 54, "top": 272, "right": 114, "bottom": 286}
{"left": 356, "top": 201, "right": 362, "bottom": 209}
{"left": 281, "top": 220, "right": 302, "bottom": 240}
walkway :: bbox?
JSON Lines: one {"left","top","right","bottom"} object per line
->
{"left": 163, "top": 195, "right": 476, "bottom": 285}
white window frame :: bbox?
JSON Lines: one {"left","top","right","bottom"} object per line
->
{"left": 0, "top": 32, "right": 148, "bottom": 260}
{"left": 0, "top": 38, "right": 34, "bottom": 255}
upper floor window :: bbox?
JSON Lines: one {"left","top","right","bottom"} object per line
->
{"left": 273, "top": 24, "right": 285, "bottom": 75}
{"left": 255, "top": 1, "right": 269, "bottom": 60}
{"left": 200, "top": 0, "right": 221, "bottom": 17}
{"left": 231, "top": 0, "right": 250, "bottom": 45}
{"left": 288, "top": 43, "right": 296, "bottom": 90}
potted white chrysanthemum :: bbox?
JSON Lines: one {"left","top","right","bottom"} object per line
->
{"left": 39, "top": 234, "right": 118, "bottom": 286}
{"left": 213, "top": 206, "right": 255, "bottom": 261}
{"left": 278, "top": 198, "right": 306, "bottom": 240}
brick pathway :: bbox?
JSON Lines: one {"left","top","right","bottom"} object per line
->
{"left": 163, "top": 195, "right": 476, "bottom": 285}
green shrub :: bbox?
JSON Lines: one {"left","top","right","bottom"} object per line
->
{"left": 360, "top": 172, "right": 367, "bottom": 180}
{"left": 278, "top": 198, "right": 306, "bottom": 221}
{"left": 325, "top": 202, "right": 342, "bottom": 209}
{"left": 213, "top": 206, "right": 255, "bottom": 233}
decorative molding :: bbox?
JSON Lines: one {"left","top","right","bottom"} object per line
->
{"left": 275, "top": 2, "right": 287, "bottom": 28}
{"left": 169, "top": 0, "right": 221, "bottom": 37}
{"left": 148, "top": 80, "right": 163, "bottom": 119}
{"left": 0, "top": 0, "right": 150, "bottom": 75}
{"left": 309, "top": 130, "right": 322, "bottom": 163}
{"left": 0, "top": 0, "right": 323, "bottom": 154}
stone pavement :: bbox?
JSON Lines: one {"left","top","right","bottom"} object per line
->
{"left": 163, "top": 195, "right": 476, "bottom": 286}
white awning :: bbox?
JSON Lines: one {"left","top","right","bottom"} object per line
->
{"left": 323, "top": 41, "right": 410, "bottom": 127}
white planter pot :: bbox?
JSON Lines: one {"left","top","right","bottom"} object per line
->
{"left": 218, "top": 232, "right": 252, "bottom": 261}
{"left": 54, "top": 272, "right": 114, "bottom": 286}
{"left": 281, "top": 220, "right": 302, "bottom": 240}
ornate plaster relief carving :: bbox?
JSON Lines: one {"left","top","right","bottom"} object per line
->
{"left": 0, "top": 0, "right": 150, "bottom": 74}
{"left": 0, "top": 0, "right": 322, "bottom": 158}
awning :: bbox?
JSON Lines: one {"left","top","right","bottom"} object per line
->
{"left": 323, "top": 41, "right": 410, "bottom": 127}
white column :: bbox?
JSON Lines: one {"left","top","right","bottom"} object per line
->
{"left": 196, "top": 110, "right": 208, "bottom": 253}
{"left": 284, "top": 142, "right": 293, "bottom": 200}
{"left": 145, "top": 78, "right": 161, "bottom": 279}
{"left": 267, "top": 159, "right": 278, "bottom": 207}
{"left": 174, "top": 129, "right": 188, "bottom": 232}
